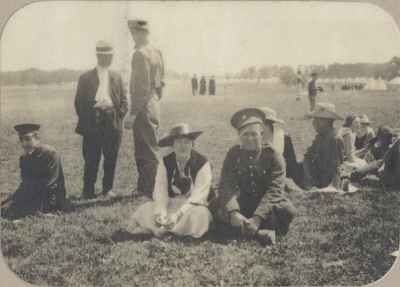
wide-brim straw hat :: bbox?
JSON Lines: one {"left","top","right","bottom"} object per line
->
{"left": 258, "top": 106, "right": 286, "bottom": 126}
{"left": 305, "top": 102, "right": 343, "bottom": 120}
{"left": 359, "top": 114, "right": 371, "bottom": 125}
{"left": 159, "top": 123, "right": 203, "bottom": 147}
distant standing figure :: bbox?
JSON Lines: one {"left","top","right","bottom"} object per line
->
{"left": 208, "top": 75, "right": 216, "bottom": 96}
{"left": 191, "top": 74, "right": 198, "bottom": 96}
{"left": 199, "top": 76, "right": 207, "bottom": 96}
{"left": 1, "top": 124, "right": 66, "bottom": 220}
{"left": 124, "top": 19, "right": 165, "bottom": 198}
{"left": 74, "top": 41, "right": 128, "bottom": 199}
{"left": 308, "top": 72, "right": 322, "bottom": 112}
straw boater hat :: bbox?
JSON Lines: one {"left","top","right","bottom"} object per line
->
{"left": 96, "top": 41, "right": 113, "bottom": 55}
{"left": 159, "top": 123, "right": 203, "bottom": 147}
{"left": 14, "top": 123, "right": 40, "bottom": 135}
{"left": 305, "top": 102, "right": 343, "bottom": 120}
{"left": 127, "top": 19, "right": 149, "bottom": 32}
{"left": 230, "top": 108, "right": 265, "bottom": 131}
{"left": 359, "top": 114, "right": 371, "bottom": 125}
{"left": 258, "top": 107, "right": 285, "bottom": 126}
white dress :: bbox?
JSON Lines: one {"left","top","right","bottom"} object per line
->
{"left": 127, "top": 158, "right": 213, "bottom": 238}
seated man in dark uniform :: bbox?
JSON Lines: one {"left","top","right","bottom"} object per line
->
{"left": 216, "top": 108, "right": 296, "bottom": 246}
{"left": 300, "top": 103, "right": 345, "bottom": 190}
{"left": 1, "top": 124, "right": 66, "bottom": 220}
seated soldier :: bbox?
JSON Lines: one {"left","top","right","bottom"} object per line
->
{"left": 1, "top": 124, "right": 66, "bottom": 220}
{"left": 258, "top": 107, "right": 303, "bottom": 188}
{"left": 300, "top": 103, "right": 345, "bottom": 190}
{"left": 216, "top": 108, "right": 296, "bottom": 246}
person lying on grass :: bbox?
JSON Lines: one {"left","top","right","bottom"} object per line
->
{"left": 215, "top": 108, "right": 296, "bottom": 246}
{"left": 113, "top": 123, "right": 213, "bottom": 241}
{"left": 350, "top": 126, "right": 400, "bottom": 189}
{"left": 1, "top": 124, "right": 66, "bottom": 220}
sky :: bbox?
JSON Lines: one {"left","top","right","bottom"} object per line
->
{"left": 1, "top": 1, "right": 400, "bottom": 75}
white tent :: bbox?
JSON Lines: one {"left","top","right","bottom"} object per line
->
{"left": 389, "top": 77, "right": 400, "bottom": 85}
{"left": 365, "top": 78, "right": 387, "bottom": 91}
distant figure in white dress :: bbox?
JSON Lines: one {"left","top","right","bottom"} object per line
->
{"left": 113, "top": 123, "right": 213, "bottom": 241}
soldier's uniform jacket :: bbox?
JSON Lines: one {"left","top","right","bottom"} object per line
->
{"left": 130, "top": 43, "right": 165, "bottom": 115}
{"left": 2, "top": 144, "right": 66, "bottom": 219}
{"left": 303, "top": 128, "right": 344, "bottom": 188}
{"left": 218, "top": 144, "right": 288, "bottom": 220}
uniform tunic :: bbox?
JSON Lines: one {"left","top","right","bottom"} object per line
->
{"left": 128, "top": 150, "right": 213, "bottom": 238}
{"left": 302, "top": 128, "right": 344, "bottom": 188}
{"left": 130, "top": 43, "right": 165, "bottom": 195}
{"left": 217, "top": 144, "right": 295, "bottom": 235}
{"left": 1, "top": 145, "right": 66, "bottom": 220}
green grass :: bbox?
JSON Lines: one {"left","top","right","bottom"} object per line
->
{"left": 1, "top": 81, "right": 399, "bottom": 286}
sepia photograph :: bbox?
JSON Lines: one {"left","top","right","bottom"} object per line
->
{"left": 0, "top": 1, "right": 399, "bottom": 286}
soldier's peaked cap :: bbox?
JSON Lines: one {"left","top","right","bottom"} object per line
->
{"left": 14, "top": 123, "right": 40, "bottom": 135}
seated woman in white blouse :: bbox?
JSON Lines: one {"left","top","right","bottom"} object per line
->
{"left": 124, "top": 123, "right": 213, "bottom": 239}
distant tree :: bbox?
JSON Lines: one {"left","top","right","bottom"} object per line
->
{"left": 279, "top": 66, "right": 297, "bottom": 86}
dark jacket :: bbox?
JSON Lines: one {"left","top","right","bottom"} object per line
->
{"left": 218, "top": 144, "right": 289, "bottom": 220}
{"left": 1, "top": 145, "right": 66, "bottom": 219}
{"left": 74, "top": 68, "right": 128, "bottom": 135}
{"left": 163, "top": 150, "right": 208, "bottom": 197}
{"left": 303, "top": 128, "right": 344, "bottom": 188}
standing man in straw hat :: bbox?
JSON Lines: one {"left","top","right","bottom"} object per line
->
{"left": 74, "top": 41, "right": 128, "bottom": 199}
{"left": 1, "top": 124, "right": 66, "bottom": 219}
{"left": 125, "top": 19, "right": 165, "bottom": 197}
{"left": 216, "top": 108, "right": 296, "bottom": 246}
{"left": 300, "top": 103, "right": 344, "bottom": 190}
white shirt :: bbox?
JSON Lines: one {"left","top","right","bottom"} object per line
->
{"left": 153, "top": 157, "right": 212, "bottom": 216}
{"left": 95, "top": 66, "right": 113, "bottom": 108}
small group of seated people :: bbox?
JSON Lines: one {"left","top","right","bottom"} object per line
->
{"left": 350, "top": 126, "right": 400, "bottom": 189}
{"left": 115, "top": 108, "right": 297, "bottom": 245}
{"left": 1, "top": 124, "right": 66, "bottom": 220}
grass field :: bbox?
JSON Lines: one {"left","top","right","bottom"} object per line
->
{"left": 1, "top": 80, "right": 399, "bottom": 286}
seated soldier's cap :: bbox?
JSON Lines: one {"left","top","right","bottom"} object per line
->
{"left": 305, "top": 102, "right": 343, "bottom": 121}
{"left": 14, "top": 123, "right": 40, "bottom": 135}
{"left": 127, "top": 19, "right": 149, "bottom": 32}
{"left": 96, "top": 41, "right": 113, "bottom": 55}
{"left": 231, "top": 108, "right": 265, "bottom": 131}
{"left": 159, "top": 123, "right": 203, "bottom": 147}
{"left": 259, "top": 106, "right": 285, "bottom": 125}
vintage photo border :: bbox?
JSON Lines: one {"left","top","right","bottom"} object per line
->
{"left": 0, "top": 0, "right": 399, "bottom": 286}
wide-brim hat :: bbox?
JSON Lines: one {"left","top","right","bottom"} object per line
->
{"left": 305, "top": 102, "right": 343, "bottom": 120}
{"left": 14, "top": 123, "right": 40, "bottom": 135}
{"left": 230, "top": 108, "right": 265, "bottom": 131}
{"left": 359, "top": 114, "right": 371, "bottom": 125}
{"left": 159, "top": 123, "right": 203, "bottom": 147}
{"left": 259, "top": 106, "right": 285, "bottom": 126}
{"left": 96, "top": 40, "right": 113, "bottom": 55}
{"left": 127, "top": 19, "right": 149, "bottom": 32}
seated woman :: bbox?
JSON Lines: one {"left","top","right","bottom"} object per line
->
{"left": 119, "top": 123, "right": 213, "bottom": 240}
{"left": 355, "top": 114, "right": 375, "bottom": 152}
{"left": 258, "top": 107, "right": 302, "bottom": 188}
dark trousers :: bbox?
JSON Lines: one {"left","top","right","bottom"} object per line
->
{"left": 133, "top": 97, "right": 160, "bottom": 196}
{"left": 82, "top": 128, "right": 121, "bottom": 196}
{"left": 309, "top": 95, "right": 316, "bottom": 111}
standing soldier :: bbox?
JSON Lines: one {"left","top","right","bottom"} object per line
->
{"left": 1, "top": 124, "right": 66, "bottom": 219}
{"left": 125, "top": 19, "right": 165, "bottom": 197}
{"left": 208, "top": 75, "right": 216, "bottom": 96}
{"left": 74, "top": 41, "right": 128, "bottom": 199}
{"left": 191, "top": 74, "right": 198, "bottom": 96}
{"left": 199, "top": 76, "right": 207, "bottom": 96}
{"left": 308, "top": 72, "right": 323, "bottom": 112}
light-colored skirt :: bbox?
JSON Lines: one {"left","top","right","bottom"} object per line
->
{"left": 127, "top": 197, "right": 212, "bottom": 238}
